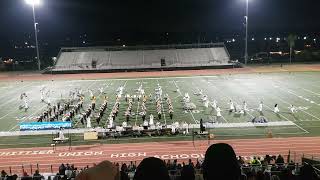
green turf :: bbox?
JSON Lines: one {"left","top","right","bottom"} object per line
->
{"left": 1, "top": 71, "right": 320, "bottom": 148}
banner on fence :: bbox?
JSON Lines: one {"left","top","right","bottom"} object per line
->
{"left": 20, "top": 121, "right": 72, "bottom": 131}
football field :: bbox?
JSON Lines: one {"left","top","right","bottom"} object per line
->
{"left": 1, "top": 71, "right": 320, "bottom": 145}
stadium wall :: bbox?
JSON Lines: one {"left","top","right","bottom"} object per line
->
{"left": 44, "top": 64, "right": 240, "bottom": 74}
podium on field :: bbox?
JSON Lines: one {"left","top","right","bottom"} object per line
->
{"left": 84, "top": 131, "right": 98, "bottom": 140}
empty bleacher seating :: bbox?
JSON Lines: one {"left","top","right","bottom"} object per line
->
{"left": 53, "top": 43, "right": 232, "bottom": 71}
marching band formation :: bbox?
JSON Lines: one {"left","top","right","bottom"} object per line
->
{"left": 18, "top": 81, "right": 300, "bottom": 132}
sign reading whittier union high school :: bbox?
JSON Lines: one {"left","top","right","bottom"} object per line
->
{"left": 0, "top": 150, "right": 203, "bottom": 159}
{"left": 0, "top": 150, "right": 262, "bottom": 161}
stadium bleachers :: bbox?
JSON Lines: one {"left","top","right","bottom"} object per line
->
{"left": 51, "top": 43, "right": 234, "bottom": 72}
{"left": 143, "top": 49, "right": 176, "bottom": 67}
{"left": 110, "top": 50, "right": 143, "bottom": 66}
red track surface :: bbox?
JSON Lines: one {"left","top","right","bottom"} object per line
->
{"left": 0, "top": 137, "right": 320, "bottom": 175}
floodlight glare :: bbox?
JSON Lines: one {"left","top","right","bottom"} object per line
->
{"left": 244, "top": 0, "right": 249, "bottom": 65}
{"left": 25, "top": 0, "right": 41, "bottom": 71}
{"left": 25, "top": 0, "right": 41, "bottom": 6}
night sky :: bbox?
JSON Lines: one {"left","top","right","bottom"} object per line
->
{"left": 0, "top": 0, "right": 319, "bottom": 45}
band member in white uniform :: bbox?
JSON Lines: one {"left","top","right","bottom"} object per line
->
{"left": 89, "top": 89, "right": 94, "bottom": 99}
{"left": 274, "top": 104, "right": 280, "bottom": 113}
{"left": 290, "top": 105, "right": 297, "bottom": 114}
{"left": 258, "top": 101, "right": 263, "bottom": 112}
{"left": 229, "top": 100, "right": 235, "bottom": 112}
{"left": 24, "top": 98, "right": 29, "bottom": 112}
{"left": 99, "top": 87, "right": 104, "bottom": 94}
{"left": 122, "top": 121, "right": 128, "bottom": 127}
{"left": 40, "top": 93, "right": 44, "bottom": 102}
{"left": 204, "top": 100, "right": 209, "bottom": 108}
{"left": 108, "top": 116, "right": 114, "bottom": 128}
{"left": 216, "top": 106, "right": 222, "bottom": 117}
{"left": 58, "top": 128, "right": 65, "bottom": 140}
{"left": 212, "top": 99, "right": 217, "bottom": 109}
{"left": 86, "top": 116, "right": 92, "bottom": 128}
{"left": 243, "top": 101, "right": 248, "bottom": 111}
{"left": 149, "top": 114, "right": 154, "bottom": 126}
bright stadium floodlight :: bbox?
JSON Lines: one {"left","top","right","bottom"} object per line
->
{"left": 25, "top": 0, "right": 41, "bottom": 6}
{"left": 25, "top": 0, "right": 41, "bottom": 71}
{"left": 244, "top": 0, "right": 249, "bottom": 65}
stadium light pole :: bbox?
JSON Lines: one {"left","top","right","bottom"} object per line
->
{"left": 244, "top": 0, "right": 249, "bottom": 65}
{"left": 25, "top": 0, "right": 41, "bottom": 71}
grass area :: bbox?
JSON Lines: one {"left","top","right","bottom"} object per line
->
{"left": 1, "top": 71, "right": 320, "bottom": 148}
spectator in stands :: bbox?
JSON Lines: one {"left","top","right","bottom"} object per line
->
{"left": 120, "top": 163, "right": 129, "bottom": 180}
{"left": 127, "top": 161, "right": 136, "bottom": 172}
{"left": 263, "top": 172, "right": 271, "bottom": 180}
{"left": 255, "top": 170, "right": 265, "bottom": 180}
{"left": 181, "top": 163, "right": 195, "bottom": 180}
{"left": 270, "top": 175, "right": 281, "bottom": 180}
{"left": 263, "top": 155, "right": 271, "bottom": 165}
{"left": 251, "top": 156, "right": 261, "bottom": 165}
{"left": 1, "top": 170, "right": 7, "bottom": 178}
{"left": 276, "top": 155, "right": 284, "bottom": 164}
{"left": 59, "top": 163, "right": 66, "bottom": 175}
{"left": 195, "top": 159, "right": 201, "bottom": 169}
{"left": 166, "top": 160, "right": 172, "bottom": 170}
{"left": 202, "top": 143, "right": 240, "bottom": 180}
{"left": 65, "top": 164, "right": 73, "bottom": 179}
{"left": 12, "top": 174, "right": 18, "bottom": 180}
{"left": 133, "top": 157, "right": 170, "bottom": 180}
{"left": 238, "top": 156, "right": 245, "bottom": 166}
{"left": 33, "top": 170, "right": 43, "bottom": 180}
{"left": 299, "top": 163, "right": 319, "bottom": 180}
{"left": 21, "top": 171, "right": 31, "bottom": 180}
{"left": 279, "top": 168, "right": 294, "bottom": 180}
{"left": 188, "top": 159, "right": 195, "bottom": 168}
{"left": 172, "top": 159, "right": 178, "bottom": 170}
{"left": 76, "top": 160, "right": 119, "bottom": 180}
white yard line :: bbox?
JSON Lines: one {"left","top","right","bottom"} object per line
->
{"left": 309, "top": 84, "right": 320, "bottom": 89}
{"left": 270, "top": 80, "right": 320, "bottom": 121}
{"left": 0, "top": 82, "right": 41, "bottom": 111}
{"left": 263, "top": 104, "right": 309, "bottom": 134}
{"left": 208, "top": 81, "right": 255, "bottom": 119}
{"left": 190, "top": 82, "right": 228, "bottom": 123}
{"left": 237, "top": 78, "right": 310, "bottom": 134}
{"left": 172, "top": 80, "right": 198, "bottom": 124}
{"left": 134, "top": 80, "right": 142, "bottom": 126}
{"left": 0, "top": 112, "right": 13, "bottom": 120}
{"left": 8, "top": 105, "right": 48, "bottom": 131}
{"left": 104, "top": 80, "right": 128, "bottom": 127}
{"left": 157, "top": 79, "right": 167, "bottom": 125}
{"left": 0, "top": 82, "right": 34, "bottom": 100}
{"left": 68, "top": 80, "right": 100, "bottom": 127}
{"left": 276, "top": 94, "right": 320, "bottom": 121}
{"left": 301, "top": 88, "right": 320, "bottom": 96}
{"left": 272, "top": 80, "right": 320, "bottom": 106}
{"left": 0, "top": 82, "right": 48, "bottom": 121}
{"left": 135, "top": 101, "right": 140, "bottom": 126}
{"left": 60, "top": 75, "right": 218, "bottom": 83}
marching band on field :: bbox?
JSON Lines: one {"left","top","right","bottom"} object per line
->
{"left": 19, "top": 83, "right": 299, "bottom": 131}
